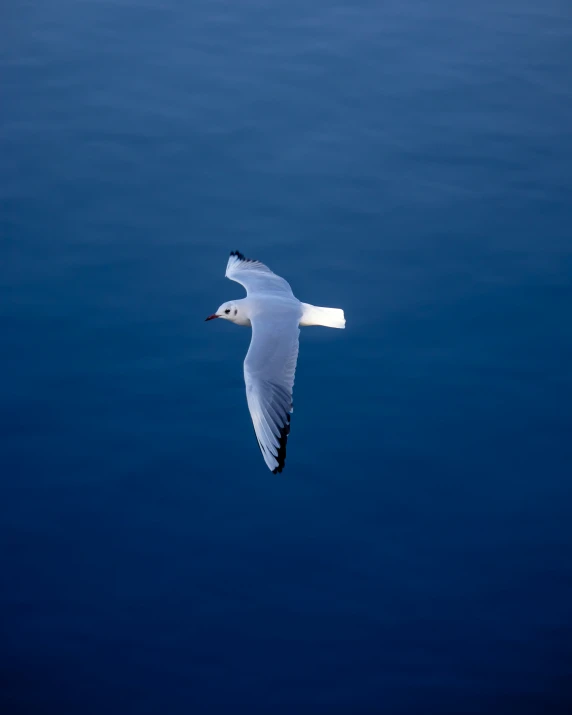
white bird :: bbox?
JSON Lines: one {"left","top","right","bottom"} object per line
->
{"left": 206, "top": 251, "right": 345, "bottom": 474}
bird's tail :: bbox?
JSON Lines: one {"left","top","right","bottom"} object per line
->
{"left": 300, "top": 303, "right": 346, "bottom": 329}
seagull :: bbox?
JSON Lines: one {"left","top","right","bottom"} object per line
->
{"left": 206, "top": 251, "right": 345, "bottom": 474}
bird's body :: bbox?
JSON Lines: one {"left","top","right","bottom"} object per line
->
{"left": 206, "top": 251, "right": 345, "bottom": 473}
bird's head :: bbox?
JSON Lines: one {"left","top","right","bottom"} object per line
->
{"left": 205, "top": 301, "right": 248, "bottom": 325}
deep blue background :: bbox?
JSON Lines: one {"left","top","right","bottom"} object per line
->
{"left": 2, "top": 1, "right": 572, "bottom": 713}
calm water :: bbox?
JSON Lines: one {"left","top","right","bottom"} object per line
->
{"left": 2, "top": 1, "right": 572, "bottom": 713}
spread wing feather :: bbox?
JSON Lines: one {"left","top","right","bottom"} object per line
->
{"left": 226, "top": 251, "right": 293, "bottom": 297}
{"left": 243, "top": 310, "right": 299, "bottom": 473}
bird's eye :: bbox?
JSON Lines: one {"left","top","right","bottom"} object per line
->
{"left": 225, "top": 309, "right": 230, "bottom": 314}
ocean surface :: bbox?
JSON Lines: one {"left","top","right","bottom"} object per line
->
{"left": 2, "top": 1, "right": 572, "bottom": 713}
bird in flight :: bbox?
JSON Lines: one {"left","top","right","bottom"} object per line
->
{"left": 206, "top": 251, "right": 345, "bottom": 474}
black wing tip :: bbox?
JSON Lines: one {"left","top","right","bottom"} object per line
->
{"left": 229, "top": 250, "right": 257, "bottom": 264}
{"left": 271, "top": 416, "right": 291, "bottom": 475}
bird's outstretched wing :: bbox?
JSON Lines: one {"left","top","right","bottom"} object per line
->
{"left": 243, "top": 308, "right": 300, "bottom": 473}
{"left": 226, "top": 251, "right": 293, "bottom": 297}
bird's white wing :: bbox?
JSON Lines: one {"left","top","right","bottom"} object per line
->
{"left": 244, "top": 308, "right": 300, "bottom": 473}
{"left": 226, "top": 251, "right": 293, "bottom": 297}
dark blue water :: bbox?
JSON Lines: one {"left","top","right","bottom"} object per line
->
{"left": 2, "top": 1, "right": 572, "bottom": 712}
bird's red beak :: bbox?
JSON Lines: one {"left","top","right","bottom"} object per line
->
{"left": 205, "top": 314, "right": 219, "bottom": 321}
